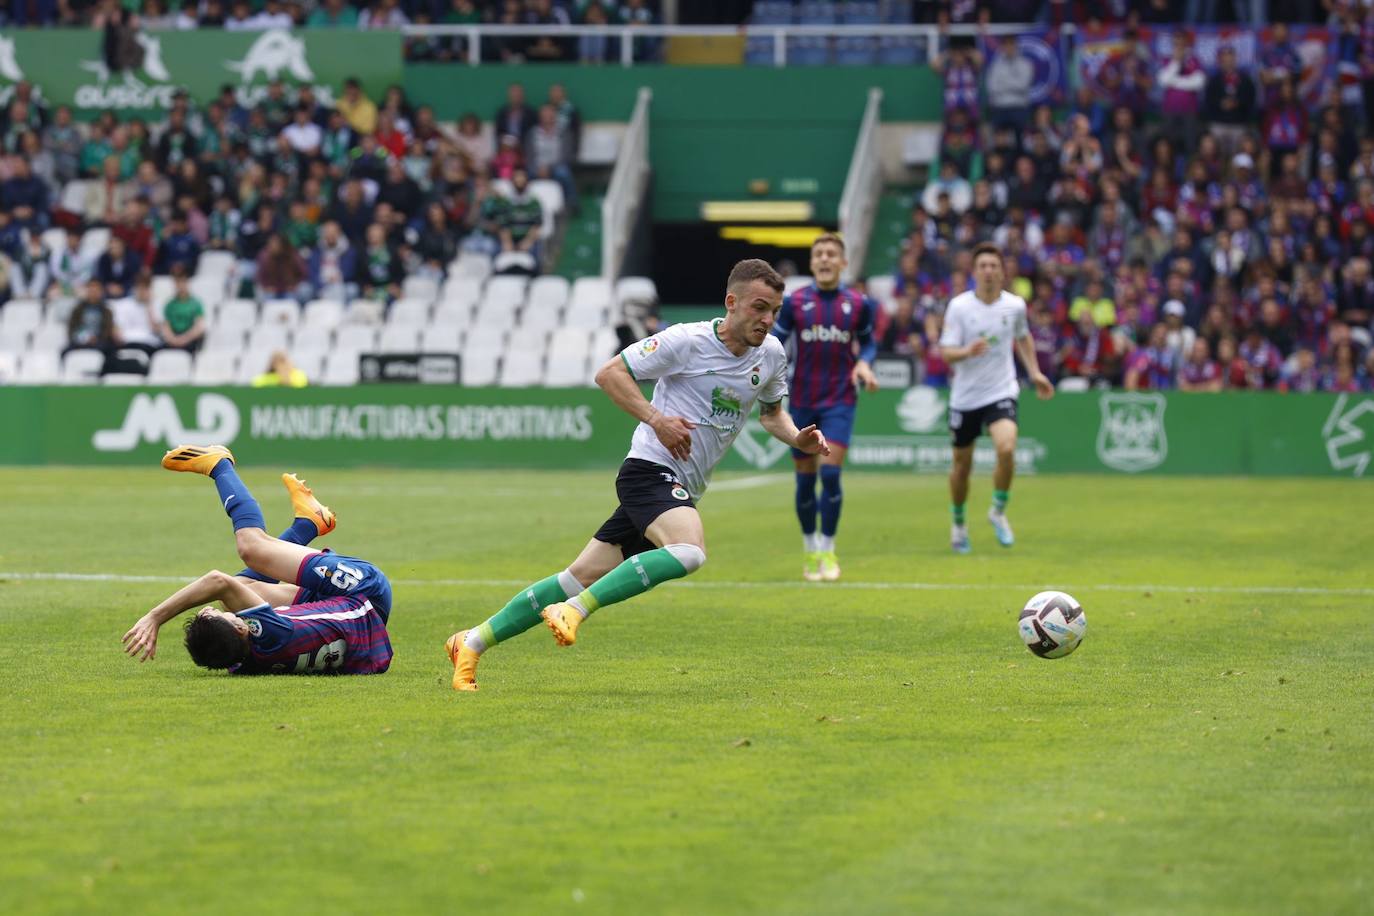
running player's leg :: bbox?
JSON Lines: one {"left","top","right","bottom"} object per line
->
{"left": 986, "top": 417, "right": 1018, "bottom": 546}
{"left": 794, "top": 453, "right": 821, "bottom": 580}
{"left": 162, "top": 444, "right": 321, "bottom": 587}
{"left": 237, "top": 474, "right": 336, "bottom": 584}
{"left": 949, "top": 444, "right": 974, "bottom": 554}
{"left": 449, "top": 528, "right": 621, "bottom": 689}
{"left": 815, "top": 404, "right": 856, "bottom": 581}
{"left": 791, "top": 405, "right": 821, "bottom": 579}
{"left": 542, "top": 506, "right": 706, "bottom": 646}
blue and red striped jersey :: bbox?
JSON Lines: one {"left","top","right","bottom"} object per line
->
{"left": 231, "top": 596, "right": 393, "bottom": 675}
{"left": 773, "top": 283, "right": 877, "bottom": 408}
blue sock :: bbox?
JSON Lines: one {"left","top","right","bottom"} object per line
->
{"left": 819, "top": 465, "right": 843, "bottom": 538}
{"left": 238, "top": 517, "right": 319, "bottom": 583}
{"left": 209, "top": 459, "right": 266, "bottom": 532}
{"left": 795, "top": 472, "right": 818, "bottom": 536}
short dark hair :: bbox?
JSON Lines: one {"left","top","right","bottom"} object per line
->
{"left": 726, "top": 259, "right": 784, "bottom": 295}
{"left": 811, "top": 232, "right": 846, "bottom": 255}
{"left": 184, "top": 613, "right": 249, "bottom": 670}
{"left": 971, "top": 242, "right": 1004, "bottom": 264}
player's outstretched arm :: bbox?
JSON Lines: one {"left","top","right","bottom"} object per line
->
{"left": 758, "top": 400, "right": 830, "bottom": 456}
{"left": 1015, "top": 334, "right": 1055, "bottom": 399}
{"left": 594, "top": 355, "right": 696, "bottom": 460}
{"left": 123, "top": 570, "right": 267, "bottom": 662}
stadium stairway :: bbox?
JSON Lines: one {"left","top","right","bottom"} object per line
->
{"left": 861, "top": 186, "right": 919, "bottom": 282}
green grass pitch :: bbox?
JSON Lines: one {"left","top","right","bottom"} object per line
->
{"left": 1, "top": 466, "right": 1370, "bottom": 914}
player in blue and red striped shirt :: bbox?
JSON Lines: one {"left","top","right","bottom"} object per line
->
{"left": 771, "top": 233, "right": 878, "bottom": 582}
{"left": 122, "top": 445, "right": 394, "bottom": 676}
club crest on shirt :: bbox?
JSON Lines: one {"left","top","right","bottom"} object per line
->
{"left": 314, "top": 565, "right": 329, "bottom": 577}
{"left": 246, "top": 619, "right": 263, "bottom": 637}
{"left": 750, "top": 365, "right": 761, "bottom": 387}
{"left": 641, "top": 337, "right": 659, "bottom": 355}
{"left": 710, "top": 386, "right": 743, "bottom": 420}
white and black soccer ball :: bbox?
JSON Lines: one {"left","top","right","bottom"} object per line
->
{"left": 1018, "top": 591, "right": 1087, "bottom": 659}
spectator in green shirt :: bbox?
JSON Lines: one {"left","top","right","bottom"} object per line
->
{"left": 307, "top": 0, "right": 359, "bottom": 28}
{"left": 157, "top": 270, "right": 207, "bottom": 354}
{"left": 498, "top": 167, "right": 543, "bottom": 258}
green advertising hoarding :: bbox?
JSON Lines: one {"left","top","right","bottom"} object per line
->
{"left": 0, "top": 29, "right": 401, "bottom": 117}
{"left": 0, "top": 386, "right": 1370, "bottom": 478}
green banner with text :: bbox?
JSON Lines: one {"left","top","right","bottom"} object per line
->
{"left": 0, "top": 29, "right": 401, "bottom": 117}
{"left": 0, "top": 386, "right": 1370, "bottom": 478}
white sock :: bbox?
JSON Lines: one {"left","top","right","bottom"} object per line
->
{"left": 463, "top": 629, "right": 487, "bottom": 653}
{"left": 818, "top": 534, "right": 835, "bottom": 553}
{"left": 568, "top": 595, "right": 590, "bottom": 620}
{"left": 804, "top": 532, "right": 820, "bottom": 552}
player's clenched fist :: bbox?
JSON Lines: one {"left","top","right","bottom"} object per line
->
{"left": 650, "top": 412, "right": 696, "bottom": 461}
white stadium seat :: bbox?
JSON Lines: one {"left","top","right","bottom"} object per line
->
{"left": 578, "top": 124, "right": 622, "bottom": 166}
{"left": 0, "top": 351, "right": 16, "bottom": 382}
{"left": 246, "top": 324, "right": 291, "bottom": 355}
{"left": 31, "top": 323, "right": 70, "bottom": 354}
{"left": 528, "top": 275, "right": 571, "bottom": 311}
{"left": 450, "top": 253, "right": 493, "bottom": 283}
{"left": 568, "top": 277, "right": 612, "bottom": 313}
{"left": 865, "top": 275, "right": 896, "bottom": 305}
{"left": 377, "top": 325, "right": 421, "bottom": 353}
{"left": 102, "top": 373, "right": 145, "bottom": 386}
{"left": 17, "top": 351, "right": 60, "bottom": 384}
{"left": 499, "top": 346, "right": 545, "bottom": 387}
{"left": 483, "top": 275, "right": 529, "bottom": 310}
{"left": 590, "top": 328, "right": 620, "bottom": 361}
{"left": 301, "top": 299, "right": 345, "bottom": 333}
{"left": 78, "top": 226, "right": 111, "bottom": 261}
{"left": 615, "top": 276, "right": 657, "bottom": 307}
{"left": 440, "top": 277, "right": 483, "bottom": 310}
{"left": 473, "top": 299, "right": 520, "bottom": 331}
{"left": 519, "top": 299, "right": 562, "bottom": 335}
{"left": 260, "top": 299, "right": 301, "bottom": 329}
{"left": 202, "top": 326, "right": 245, "bottom": 353}
{"left": 291, "top": 349, "right": 326, "bottom": 382}
{"left": 784, "top": 275, "right": 812, "bottom": 296}
{"left": 322, "top": 351, "right": 361, "bottom": 386}
{"left": 460, "top": 346, "right": 500, "bottom": 386}
{"left": 388, "top": 298, "right": 431, "bottom": 327}
{"left": 150, "top": 276, "right": 176, "bottom": 313}
{"left": 335, "top": 325, "right": 378, "bottom": 352}
{"left": 544, "top": 328, "right": 591, "bottom": 387}
{"left": 1, "top": 299, "right": 44, "bottom": 335}
{"left": 0, "top": 327, "right": 29, "bottom": 355}
{"left": 420, "top": 325, "right": 462, "bottom": 353}
{"left": 402, "top": 276, "right": 440, "bottom": 303}
{"left": 62, "top": 348, "right": 106, "bottom": 384}
{"left": 146, "top": 349, "right": 194, "bottom": 384}
{"left": 462, "top": 325, "right": 508, "bottom": 356}
{"left": 197, "top": 251, "right": 237, "bottom": 278}
{"left": 193, "top": 350, "right": 238, "bottom": 385}
{"left": 217, "top": 299, "right": 259, "bottom": 331}
{"left": 344, "top": 299, "right": 385, "bottom": 326}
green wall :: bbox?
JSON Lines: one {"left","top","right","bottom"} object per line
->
{"left": 406, "top": 65, "right": 943, "bottom": 221}
{"left": 3, "top": 385, "right": 1370, "bottom": 480}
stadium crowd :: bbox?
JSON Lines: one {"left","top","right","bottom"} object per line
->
{"left": 878, "top": 12, "right": 1374, "bottom": 393}
{"left": 0, "top": 67, "right": 581, "bottom": 370}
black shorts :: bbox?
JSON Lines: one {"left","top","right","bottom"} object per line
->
{"left": 949, "top": 397, "right": 1018, "bottom": 448}
{"left": 593, "top": 458, "right": 696, "bottom": 558}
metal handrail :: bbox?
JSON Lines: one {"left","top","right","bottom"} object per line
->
{"left": 601, "top": 86, "right": 652, "bottom": 282}
{"left": 838, "top": 86, "right": 883, "bottom": 284}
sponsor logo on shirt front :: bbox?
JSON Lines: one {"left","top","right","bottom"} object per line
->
{"left": 800, "top": 325, "right": 852, "bottom": 344}
{"left": 710, "top": 386, "right": 743, "bottom": 420}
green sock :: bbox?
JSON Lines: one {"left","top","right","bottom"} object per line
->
{"left": 993, "top": 489, "right": 1010, "bottom": 513}
{"left": 473, "top": 573, "right": 569, "bottom": 650}
{"left": 578, "top": 547, "right": 693, "bottom": 617}
{"left": 951, "top": 503, "right": 966, "bottom": 525}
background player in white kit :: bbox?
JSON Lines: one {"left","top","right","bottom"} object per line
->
{"left": 445, "top": 259, "right": 830, "bottom": 690}
{"left": 938, "top": 242, "right": 1054, "bottom": 554}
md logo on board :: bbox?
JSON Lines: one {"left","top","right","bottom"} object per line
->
{"left": 93, "top": 393, "right": 240, "bottom": 451}
{"left": 1096, "top": 392, "right": 1167, "bottom": 472}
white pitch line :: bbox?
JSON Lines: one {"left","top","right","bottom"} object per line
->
{"left": 2, "top": 571, "right": 1371, "bottom": 597}
{"left": 706, "top": 473, "right": 791, "bottom": 492}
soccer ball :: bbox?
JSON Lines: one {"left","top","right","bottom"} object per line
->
{"left": 1018, "top": 591, "right": 1087, "bottom": 659}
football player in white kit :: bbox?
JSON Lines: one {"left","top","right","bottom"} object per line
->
{"left": 445, "top": 259, "right": 830, "bottom": 690}
{"left": 938, "top": 242, "right": 1054, "bottom": 554}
